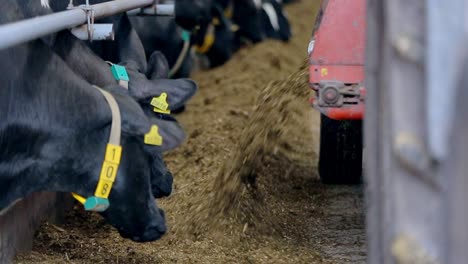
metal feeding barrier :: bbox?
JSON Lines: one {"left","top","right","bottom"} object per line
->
{"left": 0, "top": 0, "right": 175, "bottom": 50}
{"left": 127, "top": 4, "right": 174, "bottom": 16}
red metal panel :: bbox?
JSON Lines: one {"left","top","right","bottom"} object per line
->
{"left": 309, "top": 0, "right": 366, "bottom": 120}
{"left": 309, "top": 0, "right": 366, "bottom": 68}
{"left": 324, "top": 104, "right": 365, "bottom": 120}
{"left": 310, "top": 97, "right": 365, "bottom": 120}
{"left": 310, "top": 65, "right": 365, "bottom": 84}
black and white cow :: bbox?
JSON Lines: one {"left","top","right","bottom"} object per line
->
{"left": 260, "top": 0, "right": 292, "bottom": 41}
{"left": 0, "top": 0, "right": 184, "bottom": 241}
{"left": 227, "top": 0, "right": 265, "bottom": 47}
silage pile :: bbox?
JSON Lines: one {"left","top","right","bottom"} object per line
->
{"left": 179, "top": 62, "right": 317, "bottom": 236}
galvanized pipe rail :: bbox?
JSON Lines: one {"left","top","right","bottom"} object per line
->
{"left": 127, "top": 4, "right": 174, "bottom": 16}
{"left": 0, "top": 0, "right": 157, "bottom": 50}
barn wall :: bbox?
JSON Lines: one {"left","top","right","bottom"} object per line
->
{"left": 0, "top": 192, "right": 72, "bottom": 263}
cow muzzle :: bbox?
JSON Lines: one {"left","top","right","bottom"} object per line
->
{"left": 119, "top": 209, "right": 167, "bottom": 242}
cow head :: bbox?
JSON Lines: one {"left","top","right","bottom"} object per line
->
{"left": 175, "top": 0, "right": 213, "bottom": 30}
{"left": 123, "top": 52, "right": 198, "bottom": 111}
{"left": 58, "top": 86, "right": 171, "bottom": 242}
{"left": 93, "top": 87, "right": 173, "bottom": 242}
{"left": 192, "top": 2, "right": 235, "bottom": 68}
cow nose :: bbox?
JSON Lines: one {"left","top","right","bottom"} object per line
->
{"left": 158, "top": 208, "right": 166, "bottom": 219}
{"left": 132, "top": 220, "right": 167, "bottom": 242}
{"left": 126, "top": 209, "right": 167, "bottom": 242}
{"left": 252, "top": 33, "right": 266, "bottom": 43}
{"left": 143, "top": 208, "right": 167, "bottom": 240}
{"left": 141, "top": 222, "right": 167, "bottom": 242}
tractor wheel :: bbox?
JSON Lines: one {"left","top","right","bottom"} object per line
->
{"left": 319, "top": 114, "right": 363, "bottom": 184}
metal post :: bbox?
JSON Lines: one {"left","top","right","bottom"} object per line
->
{"left": 365, "top": 0, "right": 442, "bottom": 263}
{"left": 0, "top": 0, "right": 154, "bottom": 50}
{"left": 366, "top": 0, "right": 468, "bottom": 263}
{"left": 426, "top": 0, "right": 465, "bottom": 161}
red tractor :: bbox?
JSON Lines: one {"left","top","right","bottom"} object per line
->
{"left": 308, "top": 0, "right": 366, "bottom": 184}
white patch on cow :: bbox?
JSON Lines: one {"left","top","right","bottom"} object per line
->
{"left": 276, "top": 0, "right": 282, "bottom": 3}
{"left": 41, "top": 0, "right": 51, "bottom": 8}
{"left": 253, "top": 0, "right": 262, "bottom": 10}
{"left": 262, "top": 3, "right": 280, "bottom": 32}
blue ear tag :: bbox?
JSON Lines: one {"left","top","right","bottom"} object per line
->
{"left": 181, "top": 30, "right": 191, "bottom": 42}
{"left": 111, "top": 64, "right": 130, "bottom": 81}
{"left": 84, "top": 196, "right": 110, "bottom": 212}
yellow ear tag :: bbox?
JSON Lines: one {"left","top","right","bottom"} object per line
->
{"left": 95, "top": 144, "right": 122, "bottom": 199}
{"left": 231, "top": 24, "right": 240, "bottom": 32}
{"left": 212, "top": 17, "right": 221, "bottom": 26}
{"left": 195, "top": 33, "right": 215, "bottom": 54}
{"left": 150, "top": 93, "right": 171, "bottom": 114}
{"left": 144, "top": 125, "right": 163, "bottom": 146}
{"left": 72, "top": 193, "right": 87, "bottom": 204}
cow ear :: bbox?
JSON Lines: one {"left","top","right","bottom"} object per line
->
{"left": 151, "top": 117, "right": 186, "bottom": 151}
{"left": 143, "top": 144, "right": 173, "bottom": 198}
{"left": 103, "top": 87, "right": 152, "bottom": 136}
{"left": 149, "top": 78, "right": 198, "bottom": 111}
{"left": 147, "top": 51, "right": 170, "bottom": 79}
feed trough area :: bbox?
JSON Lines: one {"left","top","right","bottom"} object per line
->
{"left": 9, "top": 0, "right": 366, "bottom": 263}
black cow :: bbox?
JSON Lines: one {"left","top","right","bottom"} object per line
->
{"left": 128, "top": 0, "right": 214, "bottom": 77}
{"left": 190, "top": 2, "right": 235, "bottom": 68}
{"left": 130, "top": 16, "right": 194, "bottom": 78}
{"left": 1, "top": 0, "right": 185, "bottom": 241}
{"left": 39, "top": 1, "right": 186, "bottom": 198}
{"left": 175, "top": 0, "right": 213, "bottom": 31}
{"left": 220, "top": 0, "right": 265, "bottom": 47}
{"left": 131, "top": 6, "right": 233, "bottom": 73}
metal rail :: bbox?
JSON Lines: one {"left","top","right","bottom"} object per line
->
{"left": 0, "top": 0, "right": 156, "bottom": 50}
{"left": 127, "top": 4, "right": 175, "bottom": 16}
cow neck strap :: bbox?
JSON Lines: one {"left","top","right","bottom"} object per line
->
{"left": 195, "top": 23, "right": 215, "bottom": 54}
{"left": 169, "top": 30, "right": 191, "bottom": 78}
{"left": 95, "top": 86, "right": 121, "bottom": 145}
{"left": 71, "top": 86, "right": 122, "bottom": 212}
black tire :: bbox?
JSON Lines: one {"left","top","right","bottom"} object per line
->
{"left": 319, "top": 114, "right": 363, "bottom": 184}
